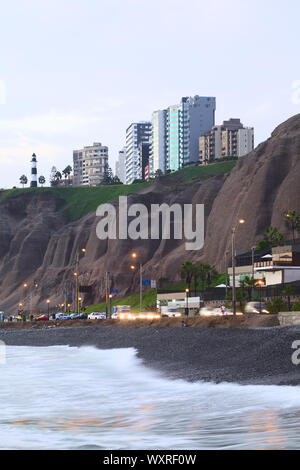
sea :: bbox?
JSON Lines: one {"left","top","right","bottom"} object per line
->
{"left": 0, "top": 345, "right": 299, "bottom": 450}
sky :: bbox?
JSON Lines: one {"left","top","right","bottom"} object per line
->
{"left": 0, "top": 0, "right": 299, "bottom": 188}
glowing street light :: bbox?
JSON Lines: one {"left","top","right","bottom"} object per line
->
{"left": 232, "top": 218, "right": 246, "bottom": 316}
{"left": 131, "top": 252, "right": 143, "bottom": 313}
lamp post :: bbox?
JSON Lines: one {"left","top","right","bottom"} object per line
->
{"left": 109, "top": 294, "right": 113, "bottom": 316}
{"left": 256, "top": 279, "right": 264, "bottom": 313}
{"left": 251, "top": 245, "right": 257, "bottom": 279}
{"left": 46, "top": 299, "right": 50, "bottom": 318}
{"left": 185, "top": 288, "right": 190, "bottom": 317}
{"left": 74, "top": 248, "right": 86, "bottom": 313}
{"left": 224, "top": 250, "right": 229, "bottom": 299}
{"left": 131, "top": 253, "right": 143, "bottom": 313}
{"left": 232, "top": 219, "right": 245, "bottom": 316}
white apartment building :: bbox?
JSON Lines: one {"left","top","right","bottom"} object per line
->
{"left": 125, "top": 122, "right": 151, "bottom": 184}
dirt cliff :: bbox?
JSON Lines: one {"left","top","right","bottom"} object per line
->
{"left": 0, "top": 114, "right": 300, "bottom": 313}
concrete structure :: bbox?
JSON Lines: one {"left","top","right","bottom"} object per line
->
{"left": 73, "top": 142, "right": 108, "bottom": 186}
{"left": 30, "top": 153, "right": 37, "bottom": 187}
{"left": 199, "top": 118, "right": 254, "bottom": 164}
{"left": 115, "top": 148, "right": 126, "bottom": 183}
{"left": 125, "top": 122, "right": 151, "bottom": 184}
{"left": 278, "top": 312, "right": 300, "bottom": 326}
{"left": 149, "top": 96, "right": 216, "bottom": 175}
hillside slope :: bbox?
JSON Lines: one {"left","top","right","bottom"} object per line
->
{"left": 0, "top": 114, "right": 300, "bottom": 313}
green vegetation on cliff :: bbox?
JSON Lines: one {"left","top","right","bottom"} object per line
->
{"left": 1, "top": 160, "right": 236, "bottom": 221}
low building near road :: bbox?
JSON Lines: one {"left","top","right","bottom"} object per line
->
{"left": 228, "top": 241, "right": 300, "bottom": 287}
{"left": 157, "top": 291, "right": 202, "bottom": 315}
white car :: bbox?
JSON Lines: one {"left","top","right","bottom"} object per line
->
{"left": 88, "top": 312, "right": 106, "bottom": 320}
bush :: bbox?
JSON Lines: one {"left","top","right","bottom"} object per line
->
{"left": 292, "top": 301, "right": 300, "bottom": 312}
{"left": 266, "top": 298, "right": 288, "bottom": 314}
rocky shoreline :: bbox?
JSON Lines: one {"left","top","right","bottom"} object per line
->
{"left": 1, "top": 325, "right": 300, "bottom": 386}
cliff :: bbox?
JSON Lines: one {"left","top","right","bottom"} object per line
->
{"left": 1, "top": 114, "right": 300, "bottom": 313}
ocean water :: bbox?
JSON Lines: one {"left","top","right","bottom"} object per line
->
{"left": 0, "top": 345, "right": 299, "bottom": 450}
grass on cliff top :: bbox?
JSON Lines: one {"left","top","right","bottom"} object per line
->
{"left": 1, "top": 160, "right": 236, "bottom": 221}
{"left": 1, "top": 183, "right": 149, "bottom": 222}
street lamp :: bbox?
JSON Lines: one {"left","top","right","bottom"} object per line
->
{"left": 256, "top": 279, "right": 264, "bottom": 313}
{"left": 185, "top": 288, "right": 190, "bottom": 317}
{"left": 224, "top": 250, "right": 229, "bottom": 299}
{"left": 46, "top": 299, "right": 50, "bottom": 318}
{"left": 109, "top": 294, "right": 113, "bottom": 316}
{"left": 251, "top": 245, "right": 257, "bottom": 279}
{"left": 74, "top": 248, "right": 86, "bottom": 313}
{"left": 131, "top": 252, "right": 143, "bottom": 313}
{"left": 232, "top": 219, "right": 245, "bottom": 316}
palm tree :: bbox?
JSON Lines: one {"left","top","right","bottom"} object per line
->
{"left": 180, "top": 261, "right": 194, "bottom": 293}
{"left": 282, "top": 285, "right": 296, "bottom": 311}
{"left": 191, "top": 264, "right": 202, "bottom": 296}
{"left": 284, "top": 210, "right": 300, "bottom": 244}
{"left": 240, "top": 276, "right": 257, "bottom": 302}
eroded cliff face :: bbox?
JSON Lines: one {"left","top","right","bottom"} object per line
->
{"left": 1, "top": 114, "right": 300, "bottom": 313}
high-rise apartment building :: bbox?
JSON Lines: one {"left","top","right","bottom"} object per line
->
{"left": 149, "top": 110, "right": 166, "bottom": 176}
{"left": 199, "top": 119, "right": 254, "bottom": 164}
{"left": 149, "top": 96, "right": 216, "bottom": 175}
{"left": 125, "top": 122, "right": 152, "bottom": 184}
{"left": 73, "top": 142, "right": 108, "bottom": 186}
{"left": 115, "top": 147, "right": 126, "bottom": 183}
{"left": 137, "top": 142, "right": 150, "bottom": 180}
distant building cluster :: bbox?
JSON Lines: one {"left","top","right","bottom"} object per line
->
{"left": 63, "top": 95, "right": 255, "bottom": 187}
{"left": 115, "top": 95, "right": 255, "bottom": 185}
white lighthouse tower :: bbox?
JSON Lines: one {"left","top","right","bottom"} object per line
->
{"left": 30, "top": 153, "right": 37, "bottom": 187}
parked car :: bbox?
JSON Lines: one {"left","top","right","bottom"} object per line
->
{"left": 88, "top": 312, "right": 106, "bottom": 320}
{"left": 245, "top": 302, "right": 270, "bottom": 314}
{"left": 36, "top": 315, "right": 49, "bottom": 321}
{"left": 55, "top": 313, "right": 69, "bottom": 320}
{"left": 70, "top": 313, "right": 88, "bottom": 320}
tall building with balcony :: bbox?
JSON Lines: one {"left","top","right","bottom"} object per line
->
{"left": 125, "top": 122, "right": 152, "bottom": 184}
{"left": 149, "top": 110, "right": 166, "bottom": 177}
{"left": 73, "top": 142, "right": 108, "bottom": 186}
{"left": 199, "top": 119, "right": 254, "bottom": 164}
{"left": 115, "top": 147, "right": 126, "bottom": 183}
{"left": 149, "top": 96, "right": 216, "bottom": 175}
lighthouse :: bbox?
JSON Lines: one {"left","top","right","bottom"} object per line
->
{"left": 30, "top": 153, "right": 37, "bottom": 187}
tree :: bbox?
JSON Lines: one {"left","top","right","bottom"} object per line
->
{"left": 257, "top": 226, "right": 284, "bottom": 250}
{"left": 38, "top": 175, "right": 46, "bottom": 187}
{"left": 113, "top": 176, "right": 122, "bottom": 185}
{"left": 240, "top": 276, "right": 258, "bottom": 302}
{"left": 284, "top": 210, "right": 300, "bottom": 244}
{"left": 101, "top": 164, "right": 114, "bottom": 185}
{"left": 282, "top": 285, "right": 296, "bottom": 311}
{"left": 62, "top": 165, "right": 72, "bottom": 179}
{"left": 155, "top": 169, "right": 163, "bottom": 178}
{"left": 19, "top": 175, "right": 28, "bottom": 188}
{"left": 50, "top": 166, "right": 62, "bottom": 186}
{"left": 180, "top": 261, "right": 194, "bottom": 293}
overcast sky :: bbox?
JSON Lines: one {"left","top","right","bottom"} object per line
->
{"left": 0, "top": 0, "right": 299, "bottom": 188}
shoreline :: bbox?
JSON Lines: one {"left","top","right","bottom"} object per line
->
{"left": 0, "top": 325, "right": 300, "bottom": 386}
